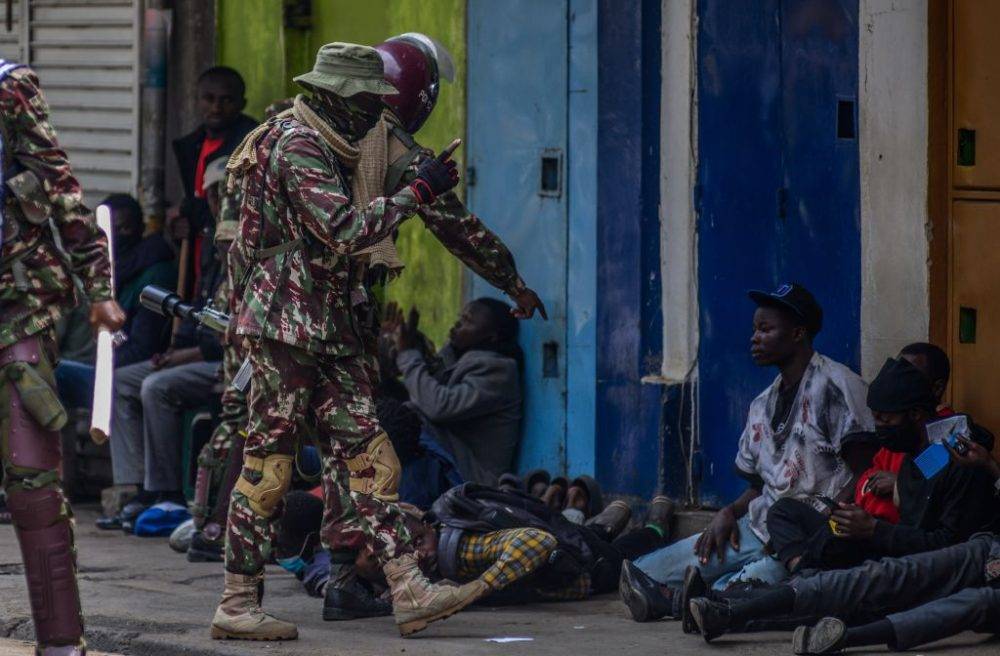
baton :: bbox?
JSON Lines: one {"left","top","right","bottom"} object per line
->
{"left": 90, "top": 205, "right": 115, "bottom": 444}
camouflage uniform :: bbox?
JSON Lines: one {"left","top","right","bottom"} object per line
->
{"left": 224, "top": 106, "right": 532, "bottom": 576}
{"left": 0, "top": 63, "right": 112, "bottom": 651}
{"left": 193, "top": 191, "right": 248, "bottom": 528}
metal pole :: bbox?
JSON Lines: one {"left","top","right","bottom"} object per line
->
{"left": 139, "top": 0, "right": 169, "bottom": 221}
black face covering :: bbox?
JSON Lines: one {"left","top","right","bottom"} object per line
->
{"left": 876, "top": 421, "right": 920, "bottom": 453}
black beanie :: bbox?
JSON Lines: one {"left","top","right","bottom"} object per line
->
{"left": 867, "top": 357, "right": 938, "bottom": 413}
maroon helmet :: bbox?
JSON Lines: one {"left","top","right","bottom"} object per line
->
{"left": 375, "top": 33, "right": 455, "bottom": 134}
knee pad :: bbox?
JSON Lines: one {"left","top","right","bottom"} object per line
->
{"left": 234, "top": 454, "right": 293, "bottom": 518}
{"left": 345, "top": 432, "right": 401, "bottom": 502}
{"left": 6, "top": 483, "right": 66, "bottom": 531}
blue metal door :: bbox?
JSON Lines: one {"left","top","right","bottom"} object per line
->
{"left": 696, "top": 0, "right": 860, "bottom": 505}
{"left": 466, "top": 0, "right": 569, "bottom": 474}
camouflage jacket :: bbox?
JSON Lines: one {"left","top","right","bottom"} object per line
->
{"left": 233, "top": 116, "right": 419, "bottom": 354}
{"left": 389, "top": 131, "right": 525, "bottom": 296}
{"left": 0, "top": 66, "right": 112, "bottom": 349}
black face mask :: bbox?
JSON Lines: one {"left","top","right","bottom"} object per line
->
{"left": 876, "top": 422, "right": 920, "bottom": 453}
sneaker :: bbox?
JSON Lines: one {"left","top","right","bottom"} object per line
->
{"left": 619, "top": 560, "right": 673, "bottom": 622}
{"left": 792, "top": 618, "right": 847, "bottom": 655}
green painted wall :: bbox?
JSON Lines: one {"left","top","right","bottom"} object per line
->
{"left": 216, "top": 0, "right": 466, "bottom": 347}
{"left": 215, "top": 0, "right": 286, "bottom": 120}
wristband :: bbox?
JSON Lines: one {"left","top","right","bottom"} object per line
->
{"left": 409, "top": 179, "right": 436, "bottom": 205}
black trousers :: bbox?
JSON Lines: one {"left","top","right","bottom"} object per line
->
{"left": 767, "top": 497, "right": 882, "bottom": 570}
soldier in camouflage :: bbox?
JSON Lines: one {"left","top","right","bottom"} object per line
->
{"left": 211, "top": 42, "right": 507, "bottom": 640}
{"left": 0, "top": 60, "right": 126, "bottom": 655}
{"left": 318, "top": 33, "right": 549, "bottom": 622}
{"left": 188, "top": 158, "right": 247, "bottom": 563}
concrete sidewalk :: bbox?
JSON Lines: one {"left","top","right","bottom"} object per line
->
{"left": 0, "top": 506, "right": 995, "bottom": 655}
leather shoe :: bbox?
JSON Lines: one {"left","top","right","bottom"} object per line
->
{"left": 119, "top": 499, "right": 151, "bottom": 534}
{"left": 681, "top": 565, "right": 707, "bottom": 634}
{"left": 323, "top": 562, "right": 391, "bottom": 620}
{"left": 619, "top": 560, "right": 673, "bottom": 622}
{"left": 688, "top": 597, "right": 732, "bottom": 643}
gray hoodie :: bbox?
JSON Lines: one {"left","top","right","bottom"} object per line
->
{"left": 397, "top": 345, "right": 522, "bottom": 486}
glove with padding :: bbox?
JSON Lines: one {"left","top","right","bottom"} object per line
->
{"left": 409, "top": 153, "right": 459, "bottom": 204}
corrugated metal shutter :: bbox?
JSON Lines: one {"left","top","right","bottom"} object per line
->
{"left": 0, "top": 1, "right": 24, "bottom": 62}
{"left": 25, "top": 0, "right": 140, "bottom": 205}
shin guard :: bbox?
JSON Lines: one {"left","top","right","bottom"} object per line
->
{"left": 7, "top": 485, "right": 83, "bottom": 648}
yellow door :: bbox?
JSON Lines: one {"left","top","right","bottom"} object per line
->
{"left": 951, "top": 201, "right": 1000, "bottom": 448}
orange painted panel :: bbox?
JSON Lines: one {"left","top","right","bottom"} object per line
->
{"left": 954, "top": 0, "right": 1000, "bottom": 189}
{"left": 951, "top": 201, "right": 1000, "bottom": 454}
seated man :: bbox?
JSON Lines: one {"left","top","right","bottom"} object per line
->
{"left": 387, "top": 298, "right": 524, "bottom": 488}
{"left": 687, "top": 358, "right": 999, "bottom": 644}
{"left": 764, "top": 356, "right": 995, "bottom": 575}
{"left": 767, "top": 344, "right": 968, "bottom": 572}
{"left": 852, "top": 342, "right": 953, "bottom": 526}
{"left": 620, "top": 283, "right": 875, "bottom": 622}
{"left": 54, "top": 193, "right": 175, "bottom": 409}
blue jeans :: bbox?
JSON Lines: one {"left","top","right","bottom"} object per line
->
{"left": 633, "top": 514, "right": 788, "bottom": 590}
{"left": 55, "top": 360, "right": 95, "bottom": 410}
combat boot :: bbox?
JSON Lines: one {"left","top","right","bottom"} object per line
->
{"left": 210, "top": 571, "right": 298, "bottom": 641}
{"left": 323, "top": 561, "right": 392, "bottom": 620}
{"left": 384, "top": 553, "right": 488, "bottom": 637}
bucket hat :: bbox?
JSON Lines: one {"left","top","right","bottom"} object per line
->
{"left": 294, "top": 42, "right": 398, "bottom": 97}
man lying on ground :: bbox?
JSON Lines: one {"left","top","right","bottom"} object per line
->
{"left": 276, "top": 485, "right": 678, "bottom": 607}
{"left": 620, "top": 283, "right": 875, "bottom": 622}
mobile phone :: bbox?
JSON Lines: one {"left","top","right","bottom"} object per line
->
{"left": 816, "top": 495, "right": 839, "bottom": 510}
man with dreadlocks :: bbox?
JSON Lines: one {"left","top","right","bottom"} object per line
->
{"left": 214, "top": 43, "right": 543, "bottom": 640}
{"left": 0, "top": 53, "right": 126, "bottom": 653}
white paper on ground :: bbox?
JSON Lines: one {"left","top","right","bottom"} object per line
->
{"left": 484, "top": 637, "right": 534, "bottom": 643}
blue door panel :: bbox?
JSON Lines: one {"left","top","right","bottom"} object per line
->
{"left": 466, "top": 0, "right": 569, "bottom": 474}
{"left": 696, "top": 0, "right": 860, "bottom": 505}
{"left": 696, "top": 0, "right": 785, "bottom": 505}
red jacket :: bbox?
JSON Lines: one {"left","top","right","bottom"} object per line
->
{"left": 855, "top": 406, "right": 955, "bottom": 523}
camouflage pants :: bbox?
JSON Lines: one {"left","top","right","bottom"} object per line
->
{"left": 192, "top": 342, "right": 248, "bottom": 527}
{"left": 225, "top": 336, "right": 412, "bottom": 575}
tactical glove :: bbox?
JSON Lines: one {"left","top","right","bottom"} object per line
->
{"left": 409, "top": 154, "right": 459, "bottom": 204}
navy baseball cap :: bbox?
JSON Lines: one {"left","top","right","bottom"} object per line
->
{"left": 748, "top": 282, "right": 823, "bottom": 336}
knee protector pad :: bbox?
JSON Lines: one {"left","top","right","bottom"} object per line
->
{"left": 234, "top": 454, "right": 293, "bottom": 518}
{"left": 345, "top": 432, "right": 401, "bottom": 502}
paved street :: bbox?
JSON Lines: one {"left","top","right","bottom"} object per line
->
{"left": 0, "top": 507, "right": 995, "bottom": 656}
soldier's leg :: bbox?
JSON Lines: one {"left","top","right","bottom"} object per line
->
{"left": 189, "top": 379, "right": 247, "bottom": 562}
{"left": 212, "top": 338, "right": 307, "bottom": 641}
{"left": 314, "top": 354, "right": 487, "bottom": 636}
{"left": 192, "top": 346, "right": 245, "bottom": 530}
{"left": 0, "top": 335, "right": 84, "bottom": 653}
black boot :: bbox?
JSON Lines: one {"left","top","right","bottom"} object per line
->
{"left": 188, "top": 525, "right": 225, "bottom": 563}
{"left": 323, "top": 560, "right": 391, "bottom": 620}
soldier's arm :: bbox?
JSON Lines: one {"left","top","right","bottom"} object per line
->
{"left": 280, "top": 132, "right": 419, "bottom": 255}
{"left": 4, "top": 69, "right": 112, "bottom": 302}
{"left": 402, "top": 150, "right": 525, "bottom": 296}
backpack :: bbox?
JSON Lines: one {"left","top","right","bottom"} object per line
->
{"left": 428, "top": 483, "right": 599, "bottom": 583}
